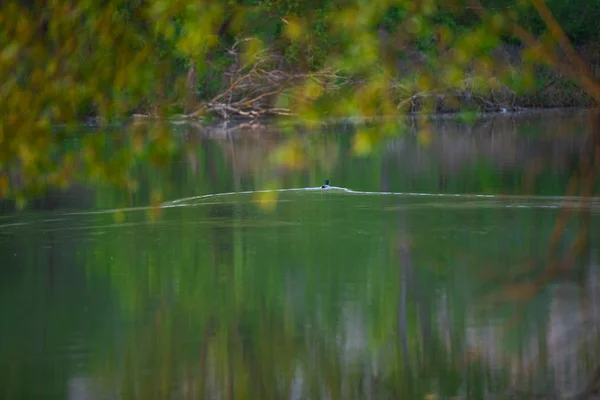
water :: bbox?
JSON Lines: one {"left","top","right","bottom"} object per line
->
{"left": 1, "top": 111, "right": 599, "bottom": 399}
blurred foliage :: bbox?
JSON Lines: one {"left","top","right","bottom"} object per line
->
{"left": 1, "top": 1, "right": 599, "bottom": 396}
{"left": 1, "top": 0, "right": 599, "bottom": 203}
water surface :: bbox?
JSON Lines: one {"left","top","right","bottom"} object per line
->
{"left": 1, "top": 111, "right": 599, "bottom": 399}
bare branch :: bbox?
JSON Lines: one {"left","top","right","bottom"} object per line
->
{"left": 181, "top": 40, "right": 345, "bottom": 120}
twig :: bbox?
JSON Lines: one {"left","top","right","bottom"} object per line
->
{"left": 184, "top": 40, "right": 344, "bottom": 119}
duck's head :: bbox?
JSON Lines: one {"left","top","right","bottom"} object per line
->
{"left": 324, "top": 180, "right": 330, "bottom": 186}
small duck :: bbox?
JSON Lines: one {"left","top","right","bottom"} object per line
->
{"left": 320, "top": 179, "right": 331, "bottom": 189}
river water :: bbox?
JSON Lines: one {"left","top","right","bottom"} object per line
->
{"left": 1, "top": 111, "right": 599, "bottom": 399}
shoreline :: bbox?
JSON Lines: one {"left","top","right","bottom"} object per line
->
{"left": 119, "top": 106, "right": 592, "bottom": 128}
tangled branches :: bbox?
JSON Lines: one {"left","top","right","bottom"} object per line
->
{"left": 184, "top": 40, "right": 345, "bottom": 120}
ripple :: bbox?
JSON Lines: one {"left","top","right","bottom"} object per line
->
{"left": 162, "top": 187, "right": 600, "bottom": 212}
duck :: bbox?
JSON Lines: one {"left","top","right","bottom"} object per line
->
{"left": 320, "top": 179, "right": 331, "bottom": 189}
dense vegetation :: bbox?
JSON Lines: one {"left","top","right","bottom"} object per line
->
{"left": 1, "top": 0, "right": 600, "bottom": 202}
{"left": 3, "top": 0, "right": 600, "bottom": 122}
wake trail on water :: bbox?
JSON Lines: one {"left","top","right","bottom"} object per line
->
{"left": 162, "top": 186, "right": 600, "bottom": 210}
{"left": 1, "top": 188, "right": 599, "bottom": 231}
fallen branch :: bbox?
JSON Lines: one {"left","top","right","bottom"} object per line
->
{"left": 183, "top": 39, "right": 346, "bottom": 120}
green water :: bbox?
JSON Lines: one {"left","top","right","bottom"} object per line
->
{"left": 1, "top": 112, "right": 600, "bottom": 399}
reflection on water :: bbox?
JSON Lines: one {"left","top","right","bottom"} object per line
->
{"left": 1, "top": 111, "right": 599, "bottom": 399}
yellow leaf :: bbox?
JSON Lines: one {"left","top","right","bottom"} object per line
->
{"left": 284, "top": 17, "right": 303, "bottom": 40}
{"left": 443, "top": 67, "right": 463, "bottom": 86}
{"left": 271, "top": 141, "right": 305, "bottom": 169}
{"left": 338, "top": 9, "right": 358, "bottom": 30}
{"left": 113, "top": 210, "right": 125, "bottom": 224}
{"left": 19, "top": 144, "right": 35, "bottom": 166}
{"left": 353, "top": 131, "right": 372, "bottom": 156}
{"left": 255, "top": 190, "right": 278, "bottom": 212}
{"left": 417, "top": 74, "right": 432, "bottom": 90}
{"left": 241, "top": 38, "right": 264, "bottom": 67}
{"left": 302, "top": 81, "right": 323, "bottom": 99}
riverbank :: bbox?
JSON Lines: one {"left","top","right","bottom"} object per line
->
{"left": 127, "top": 44, "right": 597, "bottom": 122}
